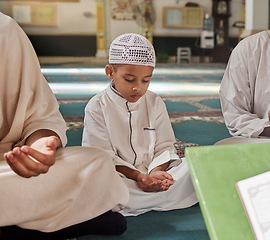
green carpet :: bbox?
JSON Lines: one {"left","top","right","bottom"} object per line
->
{"left": 62, "top": 97, "right": 231, "bottom": 148}
{"left": 173, "top": 121, "right": 230, "bottom": 146}
{"left": 42, "top": 63, "right": 230, "bottom": 240}
{"left": 79, "top": 204, "right": 208, "bottom": 240}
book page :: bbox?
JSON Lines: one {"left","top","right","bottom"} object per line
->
{"left": 236, "top": 171, "right": 270, "bottom": 240}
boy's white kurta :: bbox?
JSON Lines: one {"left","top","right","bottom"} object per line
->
{"left": 82, "top": 83, "right": 197, "bottom": 216}
{"left": 220, "top": 30, "right": 270, "bottom": 138}
{"left": 0, "top": 13, "right": 129, "bottom": 232}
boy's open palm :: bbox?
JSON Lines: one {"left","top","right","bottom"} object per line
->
{"left": 149, "top": 170, "right": 174, "bottom": 188}
{"left": 137, "top": 172, "right": 174, "bottom": 192}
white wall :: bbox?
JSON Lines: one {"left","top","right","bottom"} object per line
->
{"left": 0, "top": 0, "right": 97, "bottom": 35}
{"left": 228, "top": 0, "right": 245, "bottom": 36}
{"left": 0, "top": 0, "right": 243, "bottom": 37}
{"left": 245, "top": 0, "right": 269, "bottom": 29}
{"left": 109, "top": 15, "right": 139, "bottom": 43}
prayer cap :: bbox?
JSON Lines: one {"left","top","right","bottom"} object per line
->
{"left": 109, "top": 33, "right": 156, "bottom": 67}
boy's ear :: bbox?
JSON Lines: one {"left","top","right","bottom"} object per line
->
{"left": 105, "top": 65, "right": 114, "bottom": 79}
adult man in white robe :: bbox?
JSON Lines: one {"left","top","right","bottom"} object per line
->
{"left": 0, "top": 12, "right": 129, "bottom": 239}
{"left": 218, "top": 30, "right": 270, "bottom": 145}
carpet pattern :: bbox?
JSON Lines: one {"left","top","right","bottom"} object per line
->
{"left": 58, "top": 93, "right": 230, "bottom": 149}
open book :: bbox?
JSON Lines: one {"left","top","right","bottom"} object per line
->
{"left": 236, "top": 171, "right": 270, "bottom": 240}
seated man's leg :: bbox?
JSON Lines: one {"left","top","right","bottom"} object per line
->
{"left": 1, "top": 210, "right": 127, "bottom": 240}
{"left": 214, "top": 136, "right": 270, "bottom": 145}
{"left": 0, "top": 146, "right": 129, "bottom": 233}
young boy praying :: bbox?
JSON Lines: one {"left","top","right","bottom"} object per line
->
{"left": 82, "top": 33, "right": 197, "bottom": 216}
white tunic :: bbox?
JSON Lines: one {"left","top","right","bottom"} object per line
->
{"left": 82, "top": 83, "right": 197, "bottom": 216}
{"left": 220, "top": 31, "right": 270, "bottom": 138}
{"left": 0, "top": 13, "right": 129, "bottom": 232}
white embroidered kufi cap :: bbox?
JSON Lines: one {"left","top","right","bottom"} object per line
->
{"left": 109, "top": 33, "right": 156, "bottom": 67}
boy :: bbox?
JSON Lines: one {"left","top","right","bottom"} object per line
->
{"left": 82, "top": 33, "right": 197, "bottom": 215}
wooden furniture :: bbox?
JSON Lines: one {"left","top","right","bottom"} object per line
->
{"left": 200, "top": 48, "right": 214, "bottom": 63}
{"left": 9, "top": 2, "right": 57, "bottom": 26}
{"left": 177, "top": 47, "right": 191, "bottom": 63}
{"left": 212, "top": 0, "right": 231, "bottom": 62}
{"left": 163, "top": 6, "right": 204, "bottom": 29}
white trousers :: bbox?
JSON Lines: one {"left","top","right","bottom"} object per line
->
{"left": 120, "top": 158, "right": 198, "bottom": 216}
{"left": 0, "top": 146, "right": 129, "bottom": 232}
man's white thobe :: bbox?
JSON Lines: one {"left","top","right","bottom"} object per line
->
{"left": 0, "top": 13, "right": 129, "bottom": 232}
{"left": 220, "top": 30, "right": 270, "bottom": 138}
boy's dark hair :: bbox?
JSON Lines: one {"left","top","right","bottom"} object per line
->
{"left": 110, "top": 64, "right": 122, "bottom": 72}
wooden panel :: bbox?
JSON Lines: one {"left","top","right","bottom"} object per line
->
{"left": 9, "top": 2, "right": 57, "bottom": 26}
{"left": 163, "top": 7, "right": 184, "bottom": 28}
{"left": 163, "top": 6, "right": 204, "bottom": 29}
{"left": 183, "top": 7, "right": 204, "bottom": 28}
{"left": 28, "top": 35, "right": 97, "bottom": 56}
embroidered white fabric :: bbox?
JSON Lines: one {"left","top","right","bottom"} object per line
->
{"left": 109, "top": 33, "right": 156, "bottom": 67}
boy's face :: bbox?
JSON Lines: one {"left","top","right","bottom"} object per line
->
{"left": 105, "top": 64, "right": 154, "bottom": 103}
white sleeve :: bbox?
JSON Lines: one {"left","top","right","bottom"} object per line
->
{"left": 149, "top": 97, "right": 181, "bottom": 172}
{"left": 219, "top": 40, "right": 270, "bottom": 138}
{"left": 0, "top": 15, "right": 67, "bottom": 148}
{"left": 148, "top": 150, "right": 182, "bottom": 174}
{"left": 82, "top": 100, "right": 138, "bottom": 171}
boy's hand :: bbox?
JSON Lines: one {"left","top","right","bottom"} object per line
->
{"left": 149, "top": 170, "right": 174, "bottom": 189}
{"left": 4, "top": 136, "right": 60, "bottom": 178}
{"left": 149, "top": 170, "right": 174, "bottom": 182}
{"left": 137, "top": 172, "right": 174, "bottom": 192}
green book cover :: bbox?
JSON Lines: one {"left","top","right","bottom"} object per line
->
{"left": 185, "top": 142, "right": 270, "bottom": 240}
